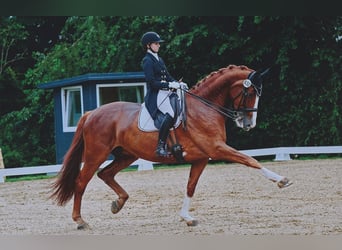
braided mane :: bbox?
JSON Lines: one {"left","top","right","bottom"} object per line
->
{"left": 192, "top": 65, "right": 251, "bottom": 88}
{"left": 190, "top": 65, "right": 252, "bottom": 98}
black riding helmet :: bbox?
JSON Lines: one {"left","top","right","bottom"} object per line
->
{"left": 141, "top": 31, "right": 164, "bottom": 47}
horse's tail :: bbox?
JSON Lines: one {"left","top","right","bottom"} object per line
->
{"left": 50, "top": 111, "right": 91, "bottom": 206}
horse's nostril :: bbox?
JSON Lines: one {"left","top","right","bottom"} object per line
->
{"left": 243, "top": 124, "right": 252, "bottom": 131}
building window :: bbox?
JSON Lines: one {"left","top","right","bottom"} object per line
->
{"left": 96, "top": 83, "right": 146, "bottom": 107}
{"left": 61, "top": 86, "right": 84, "bottom": 132}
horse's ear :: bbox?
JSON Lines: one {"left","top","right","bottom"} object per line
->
{"left": 259, "top": 67, "right": 271, "bottom": 78}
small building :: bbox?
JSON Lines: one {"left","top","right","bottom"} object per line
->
{"left": 38, "top": 72, "right": 147, "bottom": 164}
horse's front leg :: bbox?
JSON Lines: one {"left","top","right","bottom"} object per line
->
{"left": 180, "top": 159, "right": 208, "bottom": 226}
{"left": 211, "top": 142, "right": 292, "bottom": 188}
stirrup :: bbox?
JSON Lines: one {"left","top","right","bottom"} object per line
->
{"left": 155, "top": 147, "right": 172, "bottom": 157}
{"left": 155, "top": 141, "right": 171, "bottom": 157}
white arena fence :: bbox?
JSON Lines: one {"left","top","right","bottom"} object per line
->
{"left": 0, "top": 146, "right": 342, "bottom": 183}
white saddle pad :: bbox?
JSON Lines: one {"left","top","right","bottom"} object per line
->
{"left": 138, "top": 103, "right": 182, "bottom": 132}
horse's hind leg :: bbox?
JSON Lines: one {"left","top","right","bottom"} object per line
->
{"left": 97, "top": 151, "right": 138, "bottom": 214}
{"left": 72, "top": 162, "right": 103, "bottom": 230}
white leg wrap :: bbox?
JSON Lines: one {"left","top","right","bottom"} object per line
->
{"left": 179, "top": 196, "right": 195, "bottom": 221}
{"left": 260, "top": 167, "right": 283, "bottom": 182}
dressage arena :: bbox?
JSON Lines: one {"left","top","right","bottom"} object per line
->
{"left": 0, "top": 158, "right": 341, "bottom": 235}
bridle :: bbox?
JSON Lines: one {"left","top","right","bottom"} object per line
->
{"left": 182, "top": 71, "right": 262, "bottom": 122}
{"left": 231, "top": 72, "right": 262, "bottom": 113}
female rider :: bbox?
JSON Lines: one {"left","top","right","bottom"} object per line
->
{"left": 141, "top": 31, "right": 185, "bottom": 157}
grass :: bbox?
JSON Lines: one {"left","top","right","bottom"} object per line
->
{"left": 5, "top": 173, "right": 55, "bottom": 182}
{"left": 4, "top": 154, "right": 342, "bottom": 183}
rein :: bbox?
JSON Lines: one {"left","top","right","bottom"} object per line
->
{"left": 182, "top": 81, "right": 259, "bottom": 121}
{"left": 182, "top": 89, "right": 240, "bottom": 120}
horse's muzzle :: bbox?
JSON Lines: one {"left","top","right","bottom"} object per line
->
{"left": 234, "top": 112, "right": 256, "bottom": 131}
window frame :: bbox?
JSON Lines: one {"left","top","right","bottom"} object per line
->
{"left": 96, "top": 82, "right": 146, "bottom": 107}
{"left": 61, "top": 86, "right": 84, "bottom": 132}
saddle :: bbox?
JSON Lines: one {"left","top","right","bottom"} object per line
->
{"left": 138, "top": 88, "right": 187, "bottom": 132}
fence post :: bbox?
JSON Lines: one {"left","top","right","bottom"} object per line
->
{"left": 136, "top": 159, "right": 154, "bottom": 171}
{"left": 0, "top": 148, "right": 5, "bottom": 183}
{"left": 274, "top": 152, "right": 292, "bottom": 161}
{"left": 0, "top": 148, "right": 4, "bottom": 169}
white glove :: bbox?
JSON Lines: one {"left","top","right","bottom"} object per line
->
{"left": 180, "top": 82, "right": 189, "bottom": 90}
{"left": 168, "top": 81, "right": 180, "bottom": 89}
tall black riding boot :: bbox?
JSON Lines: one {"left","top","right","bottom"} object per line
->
{"left": 156, "top": 114, "right": 174, "bottom": 157}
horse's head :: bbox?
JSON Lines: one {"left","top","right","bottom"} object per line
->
{"left": 229, "top": 68, "right": 269, "bottom": 131}
{"left": 188, "top": 65, "right": 270, "bottom": 131}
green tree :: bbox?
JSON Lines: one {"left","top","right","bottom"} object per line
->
{"left": 250, "top": 17, "right": 342, "bottom": 148}
{"left": 0, "top": 16, "right": 28, "bottom": 115}
{"left": 0, "top": 16, "right": 67, "bottom": 167}
{"left": 1, "top": 16, "right": 341, "bottom": 167}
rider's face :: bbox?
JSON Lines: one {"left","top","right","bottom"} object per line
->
{"left": 149, "top": 42, "right": 160, "bottom": 53}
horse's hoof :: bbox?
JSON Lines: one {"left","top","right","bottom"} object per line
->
{"left": 277, "top": 177, "right": 293, "bottom": 188}
{"left": 111, "top": 199, "right": 123, "bottom": 214}
{"left": 77, "top": 222, "right": 90, "bottom": 230}
{"left": 186, "top": 220, "right": 198, "bottom": 226}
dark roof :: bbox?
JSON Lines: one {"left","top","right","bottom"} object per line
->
{"left": 38, "top": 72, "right": 146, "bottom": 89}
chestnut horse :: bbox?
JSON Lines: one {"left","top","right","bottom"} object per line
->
{"left": 50, "top": 65, "right": 292, "bottom": 229}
